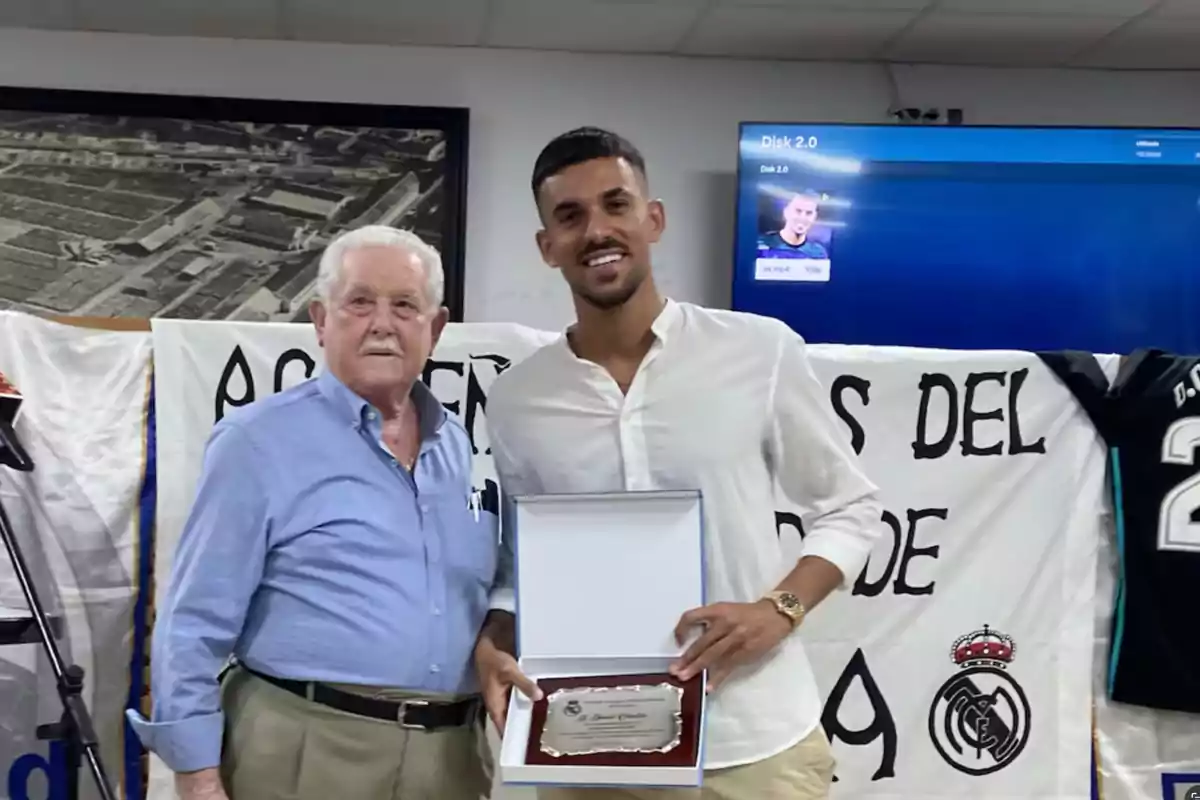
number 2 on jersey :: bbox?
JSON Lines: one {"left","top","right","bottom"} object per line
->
{"left": 1158, "top": 416, "right": 1200, "bottom": 553}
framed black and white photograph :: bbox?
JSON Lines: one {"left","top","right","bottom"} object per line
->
{"left": 0, "top": 86, "right": 470, "bottom": 322}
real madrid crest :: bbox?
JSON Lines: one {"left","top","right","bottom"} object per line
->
{"left": 927, "top": 624, "right": 1031, "bottom": 776}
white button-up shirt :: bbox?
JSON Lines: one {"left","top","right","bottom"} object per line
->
{"left": 486, "top": 299, "right": 883, "bottom": 770}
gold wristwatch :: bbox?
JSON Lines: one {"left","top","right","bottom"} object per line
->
{"left": 762, "top": 590, "right": 806, "bottom": 630}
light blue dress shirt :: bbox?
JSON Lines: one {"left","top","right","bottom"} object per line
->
{"left": 127, "top": 369, "right": 499, "bottom": 773}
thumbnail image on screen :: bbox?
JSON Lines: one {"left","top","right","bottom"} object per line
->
{"left": 754, "top": 187, "right": 839, "bottom": 283}
{"left": 731, "top": 123, "right": 1200, "bottom": 355}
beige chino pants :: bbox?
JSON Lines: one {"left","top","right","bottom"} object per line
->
{"left": 536, "top": 725, "right": 835, "bottom": 800}
{"left": 219, "top": 666, "right": 493, "bottom": 800}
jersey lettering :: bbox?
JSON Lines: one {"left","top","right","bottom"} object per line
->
{"left": 1170, "top": 363, "right": 1200, "bottom": 408}
{"left": 1158, "top": 416, "right": 1200, "bottom": 552}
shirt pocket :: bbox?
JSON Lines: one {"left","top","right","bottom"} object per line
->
{"left": 433, "top": 490, "right": 499, "bottom": 589}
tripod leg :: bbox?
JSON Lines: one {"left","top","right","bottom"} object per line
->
{"left": 1, "top": 496, "right": 117, "bottom": 800}
{"left": 63, "top": 707, "right": 81, "bottom": 800}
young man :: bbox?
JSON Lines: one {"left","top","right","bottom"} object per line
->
{"left": 757, "top": 190, "right": 829, "bottom": 260}
{"left": 474, "top": 128, "right": 883, "bottom": 799}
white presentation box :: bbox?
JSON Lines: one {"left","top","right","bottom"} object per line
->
{"left": 0, "top": 369, "right": 22, "bottom": 425}
{"left": 499, "top": 489, "right": 708, "bottom": 789}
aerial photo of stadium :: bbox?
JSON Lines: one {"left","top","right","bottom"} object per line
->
{"left": 0, "top": 109, "right": 454, "bottom": 322}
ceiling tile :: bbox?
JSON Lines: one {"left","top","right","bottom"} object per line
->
{"left": 598, "top": 0, "right": 708, "bottom": 6}
{"left": 1072, "top": 13, "right": 1200, "bottom": 68}
{"left": 0, "top": 0, "right": 72, "bottom": 30}
{"left": 680, "top": 7, "right": 916, "bottom": 59}
{"left": 485, "top": 0, "right": 702, "bottom": 52}
{"left": 286, "top": 0, "right": 490, "bottom": 46}
{"left": 77, "top": 0, "right": 280, "bottom": 39}
{"left": 938, "top": 0, "right": 1156, "bottom": 14}
{"left": 1155, "top": 0, "right": 1200, "bottom": 14}
{"left": 884, "top": 11, "right": 1130, "bottom": 66}
{"left": 715, "top": 0, "right": 929, "bottom": 9}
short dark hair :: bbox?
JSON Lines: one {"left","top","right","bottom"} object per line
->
{"left": 531, "top": 127, "right": 647, "bottom": 199}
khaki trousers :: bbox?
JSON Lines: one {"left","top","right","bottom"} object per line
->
{"left": 219, "top": 666, "right": 493, "bottom": 800}
{"left": 537, "top": 726, "right": 835, "bottom": 800}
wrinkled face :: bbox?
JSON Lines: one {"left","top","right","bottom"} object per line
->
{"left": 535, "top": 156, "right": 665, "bottom": 310}
{"left": 782, "top": 195, "right": 819, "bottom": 236}
{"left": 310, "top": 244, "right": 448, "bottom": 400}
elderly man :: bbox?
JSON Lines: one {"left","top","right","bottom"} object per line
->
{"left": 129, "top": 225, "right": 497, "bottom": 800}
{"left": 474, "top": 128, "right": 883, "bottom": 799}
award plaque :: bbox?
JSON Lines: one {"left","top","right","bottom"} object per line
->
{"left": 524, "top": 672, "right": 703, "bottom": 767}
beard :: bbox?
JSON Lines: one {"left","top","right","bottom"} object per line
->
{"left": 573, "top": 267, "right": 645, "bottom": 310}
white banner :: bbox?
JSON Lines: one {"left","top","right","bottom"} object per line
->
{"left": 143, "top": 320, "right": 1200, "bottom": 800}
{"left": 793, "top": 345, "right": 1103, "bottom": 798}
{"left": 0, "top": 311, "right": 152, "bottom": 800}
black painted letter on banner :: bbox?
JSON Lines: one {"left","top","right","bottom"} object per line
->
{"left": 423, "top": 360, "right": 464, "bottom": 414}
{"left": 775, "top": 510, "right": 805, "bottom": 541}
{"left": 215, "top": 345, "right": 255, "bottom": 423}
{"left": 464, "top": 355, "right": 510, "bottom": 455}
{"left": 893, "top": 507, "right": 947, "bottom": 596}
{"left": 822, "top": 648, "right": 897, "bottom": 782}
{"left": 912, "top": 373, "right": 957, "bottom": 459}
{"left": 1007, "top": 368, "right": 1047, "bottom": 455}
{"left": 831, "top": 374, "right": 871, "bottom": 455}
{"left": 853, "top": 511, "right": 902, "bottom": 597}
{"left": 274, "top": 348, "right": 316, "bottom": 394}
{"left": 961, "top": 371, "right": 1006, "bottom": 456}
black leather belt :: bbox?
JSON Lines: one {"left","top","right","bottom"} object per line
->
{"left": 242, "top": 667, "right": 480, "bottom": 730}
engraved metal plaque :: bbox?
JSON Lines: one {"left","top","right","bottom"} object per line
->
{"left": 539, "top": 682, "right": 684, "bottom": 758}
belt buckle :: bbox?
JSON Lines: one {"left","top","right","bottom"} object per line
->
{"left": 397, "top": 698, "right": 430, "bottom": 730}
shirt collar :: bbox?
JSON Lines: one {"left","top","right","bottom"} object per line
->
{"left": 558, "top": 297, "right": 682, "bottom": 357}
{"left": 317, "top": 368, "right": 447, "bottom": 439}
{"left": 649, "top": 297, "right": 682, "bottom": 343}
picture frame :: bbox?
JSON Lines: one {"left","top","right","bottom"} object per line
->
{"left": 0, "top": 85, "right": 470, "bottom": 322}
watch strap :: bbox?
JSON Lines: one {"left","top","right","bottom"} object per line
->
{"left": 763, "top": 590, "right": 806, "bottom": 629}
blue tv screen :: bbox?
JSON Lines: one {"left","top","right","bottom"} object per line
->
{"left": 731, "top": 123, "right": 1200, "bottom": 354}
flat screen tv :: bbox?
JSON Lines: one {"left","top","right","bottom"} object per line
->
{"left": 731, "top": 123, "right": 1200, "bottom": 354}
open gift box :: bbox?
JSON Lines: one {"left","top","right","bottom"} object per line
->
{"left": 499, "top": 489, "right": 708, "bottom": 788}
{"left": 0, "top": 369, "right": 22, "bottom": 425}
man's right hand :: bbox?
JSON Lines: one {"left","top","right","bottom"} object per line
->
{"left": 175, "top": 768, "right": 228, "bottom": 800}
{"left": 475, "top": 629, "right": 542, "bottom": 733}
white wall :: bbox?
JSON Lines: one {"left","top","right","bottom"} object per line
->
{"left": 0, "top": 28, "right": 1197, "bottom": 331}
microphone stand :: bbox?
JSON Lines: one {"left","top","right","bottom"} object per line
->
{"left": 0, "top": 418, "right": 118, "bottom": 800}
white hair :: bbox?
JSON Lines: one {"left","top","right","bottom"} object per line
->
{"left": 315, "top": 225, "right": 445, "bottom": 308}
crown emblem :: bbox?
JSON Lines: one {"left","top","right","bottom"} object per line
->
{"left": 950, "top": 624, "right": 1016, "bottom": 670}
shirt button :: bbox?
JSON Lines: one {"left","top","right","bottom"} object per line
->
{"left": 429, "top": 664, "right": 440, "bottom": 674}
{"left": 432, "top": 606, "right": 441, "bottom": 616}
{"left": 366, "top": 410, "right": 377, "bottom": 420}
